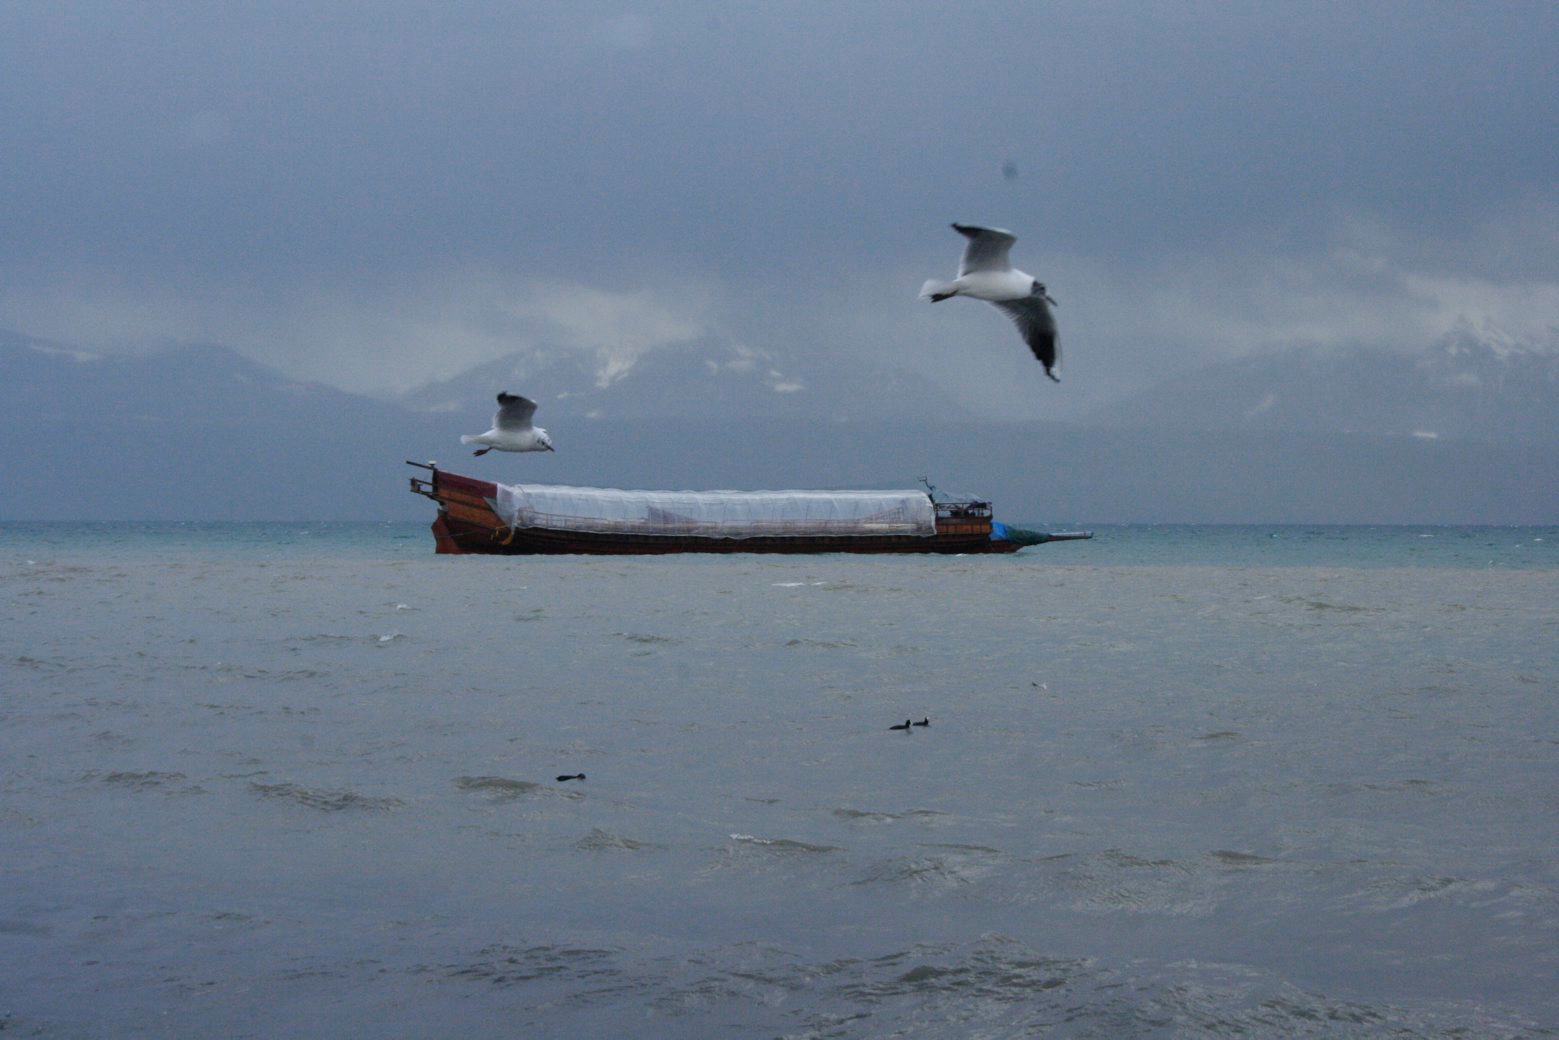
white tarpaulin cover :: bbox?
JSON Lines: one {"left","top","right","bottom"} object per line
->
{"left": 493, "top": 483, "right": 936, "bottom": 539}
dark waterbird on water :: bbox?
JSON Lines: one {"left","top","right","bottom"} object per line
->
{"left": 556, "top": 773, "right": 586, "bottom": 782}
{"left": 889, "top": 720, "right": 913, "bottom": 731}
{"left": 913, "top": 717, "right": 930, "bottom": 727}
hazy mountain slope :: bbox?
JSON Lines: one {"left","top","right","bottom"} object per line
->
{"left": 1089, "top": 326, "right": 1558, "bottom": 443}
{"left": 397, "top": 341, "right": 964, "bottom": 423}
{"left": 1, "top": 331, "right": 450, "bottom": 519}
{"left": 3, "top": 329, "right": 1555, "bottom": 523}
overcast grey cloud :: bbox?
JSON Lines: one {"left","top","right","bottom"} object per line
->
{"left": 3, "top": 1, "right": 1557, "bottom": 418}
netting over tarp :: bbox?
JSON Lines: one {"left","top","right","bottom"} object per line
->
{"left": 492, "top": 483, "right": 936, "bottom": 539}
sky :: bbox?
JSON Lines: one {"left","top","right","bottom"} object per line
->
{"left": 3, "top": 1, "right": 1557, "bottom": 421}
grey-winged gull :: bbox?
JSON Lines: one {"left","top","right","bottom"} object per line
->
{"left": 919, "top": 223, "right": 1061, "bottom": 382}
{"left": 461, "top": 392, "right": 555, "bottom": 456}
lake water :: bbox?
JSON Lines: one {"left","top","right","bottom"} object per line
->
{"left": 3, "top": 523, "right": 1556, "bottom": 1037}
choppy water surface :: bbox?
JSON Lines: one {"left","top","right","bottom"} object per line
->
{"left": 2, "top": 527, "right": 1556, "bottom": 1037}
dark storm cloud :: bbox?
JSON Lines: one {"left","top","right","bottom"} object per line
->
{"left": 2, "top": 1, "right": 1556, "bottom": 407}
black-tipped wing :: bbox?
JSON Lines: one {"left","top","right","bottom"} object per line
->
{"left": 992, "top": 296, "right": 1061, "bottom": 381}
{"left": 952, "top": 223, "right": 1017, "bottom": 276}
{"left": 494, "top": 391, "right": 538, "bottom": 430}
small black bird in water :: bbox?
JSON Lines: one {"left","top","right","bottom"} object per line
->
{"left": 889, "top": 720, "right": 912, "bottom": 731}
{"left": 913, "top": 717, "right": 930, "bottom": 727}
{"left": 556, "top": 773, "right": 586, "bottom": 782}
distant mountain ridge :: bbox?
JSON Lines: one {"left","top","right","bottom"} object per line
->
{"left": 1, "top": 329, "right": 373, "bottom": 429}
{"left": 1087, "top": 323, "right": 1559, "bottom": 443}
{"left": 396, "top": 340, "right": 964, "bottom": 424}
{"left": 0, "top": 328, "right": 450, "bottom": 519}
{"left": 3, "top": 326, "right": 1554, "bottom": 522}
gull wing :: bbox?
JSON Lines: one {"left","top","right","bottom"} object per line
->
{"left": 992, "top": 296, "right": 1061, "bottom": 382}
{"left": 494, "top": 392, "right": 539, "bottom": 430}
{"left": 953, "top": 224, "right": 1017, "bottom": 276}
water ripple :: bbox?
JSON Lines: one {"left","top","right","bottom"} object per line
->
{"left": 248, "top": 781, "right": 403, "bottom": 813}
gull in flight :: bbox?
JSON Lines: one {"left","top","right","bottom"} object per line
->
{"left": 920, "top": 223, "right": 1061, "bottom": 382}
{"left": 461, "top": 392, "right": 554, "bottom": 456}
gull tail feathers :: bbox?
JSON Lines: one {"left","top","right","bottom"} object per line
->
{"left": 460, "top": 434, "right": 479, "bottom": 445}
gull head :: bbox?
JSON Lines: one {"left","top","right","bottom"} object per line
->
{"left": 1032, "top": 280, "right": 1058, "bottom": 307}
{"left": 538, "top": 429, "right": 555, "bottom": 452}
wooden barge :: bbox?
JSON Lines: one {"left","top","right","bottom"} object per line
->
{"left": 407, "top": 461, "right": 1089, "bottom": 556}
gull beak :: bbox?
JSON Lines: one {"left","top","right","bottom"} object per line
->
{"left": 1045, "top": 293, "right": 1058, "bottom": 307}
